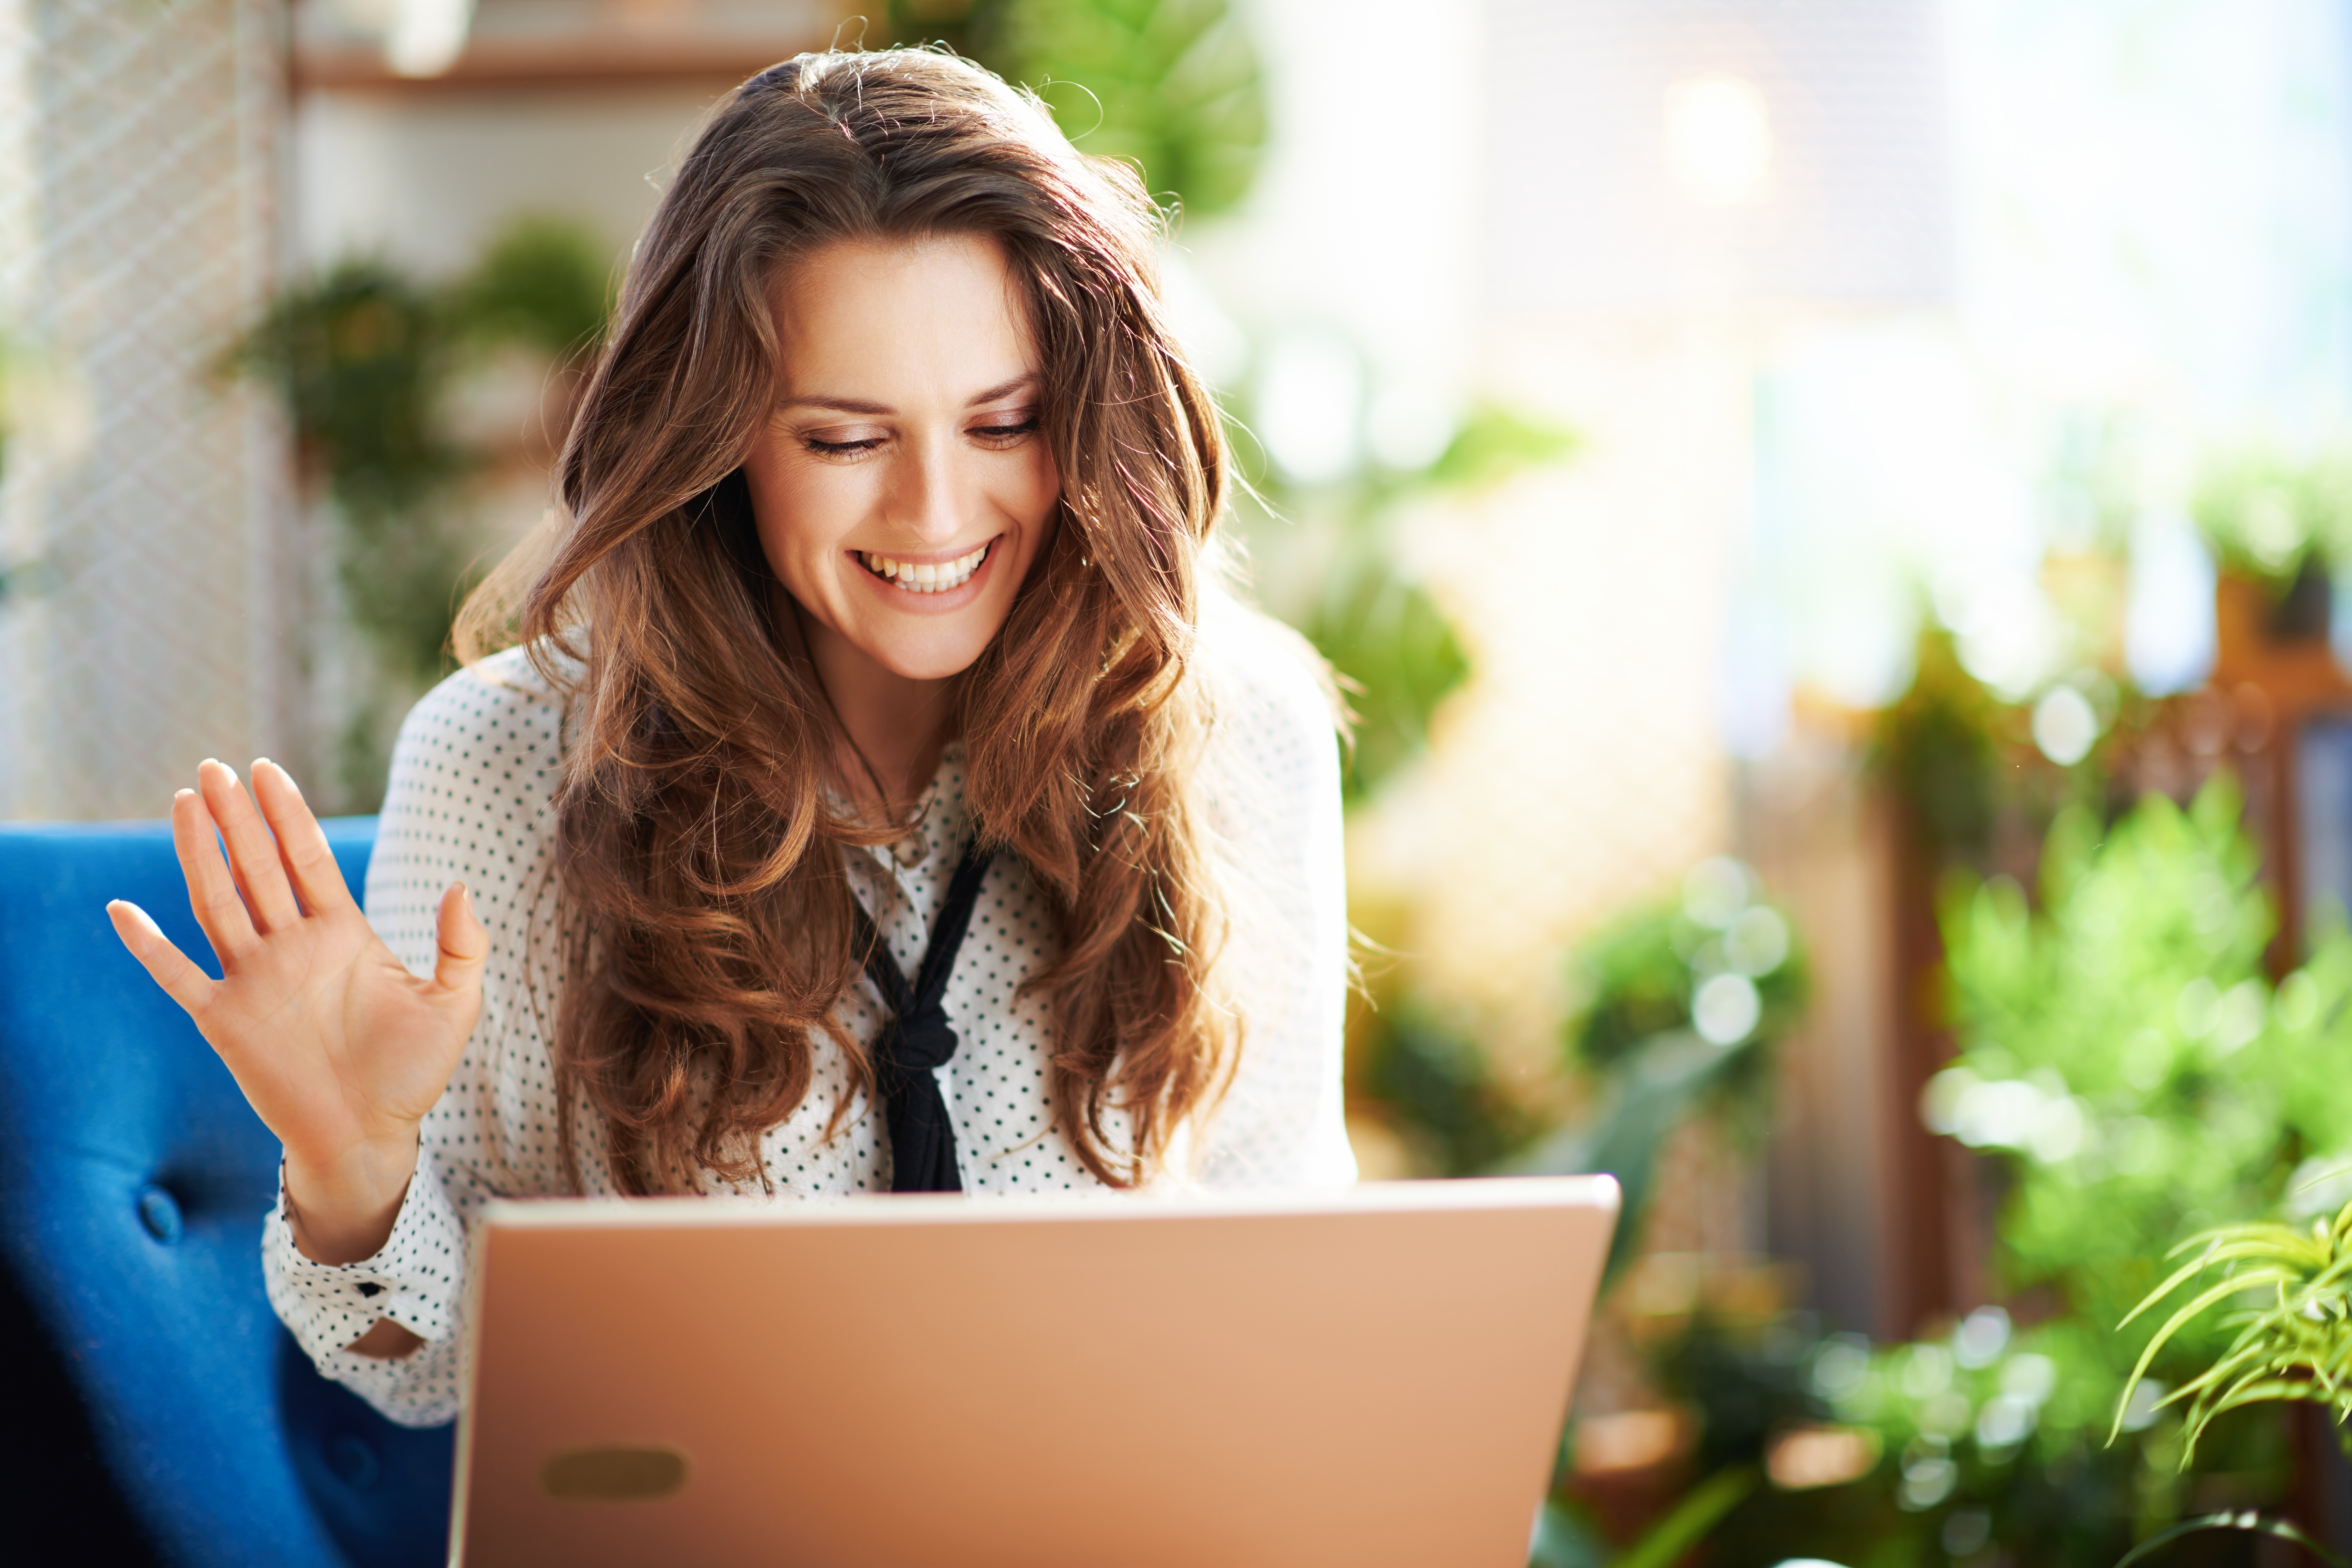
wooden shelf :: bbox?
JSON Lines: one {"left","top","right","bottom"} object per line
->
{"left": 294, "top": 31, "right": 825, "bottom": 94}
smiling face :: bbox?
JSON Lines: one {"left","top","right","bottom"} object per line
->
{"left": 742, "top": 232, "right": 1061, "bottom": 687}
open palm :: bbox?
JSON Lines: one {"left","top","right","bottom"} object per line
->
{"left": 109, "top": 758, "right": 484, "bottom": 1261}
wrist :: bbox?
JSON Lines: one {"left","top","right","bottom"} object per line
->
{"left": 283, "top": 1131, "right": 421, "bottom": 1265}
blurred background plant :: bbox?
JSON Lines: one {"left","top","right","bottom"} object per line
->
{"left": 2192, "top": 446, "right": 2352, "bottom": 610}
{"left": 2117, "top": 1194, "right": 2352, "bottom": 1465}
{"left": 1538, "top": 773, "right": 2352, "bottom": 1566}
{"left": 227, "top": 216, "right": 612, "bottom": 805}
{"left": 884, "top": 0, "right": 1268, "bottom": 216}
{"left": 1230, "top": 398, "right": 1579, "bottom": 799}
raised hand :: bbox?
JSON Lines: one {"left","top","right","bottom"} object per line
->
{"left": 108, "top": 759, "right": 485, "bottom": 1266}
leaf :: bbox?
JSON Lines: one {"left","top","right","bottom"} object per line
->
{"left": 2112, "top": 1510, "right": 2350, "bottom": 1568}
{"left": 1005, "top": 0, "right": 1268, "bottom": 215}
{"left": 1527, "top": 1499, "right": 1612, "bottom": 1568}
{"left": 1611, "top": 1467, "right": 1759, "bottom": 1568}
{"left": 1503, "top": 1031, "right": 1751, "bottom": 1282}
{"left": 452, "top": 216, "right": 612, "bottom": 363}
{"left": 1302, "top": 518, "right": 1469, "bottom": 800}
{"left": 2111, "top": 1269, "right": 2297, "bottom": 1442}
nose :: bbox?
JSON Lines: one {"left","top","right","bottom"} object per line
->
{"left": 886, "top": 431, "right": 968, "bottom": 548}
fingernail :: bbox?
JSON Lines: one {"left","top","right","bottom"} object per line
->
{"left": 113, "top": 901, "right": 163, "bottom": 938}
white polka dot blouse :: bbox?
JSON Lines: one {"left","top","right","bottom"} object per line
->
{"left": 262, "top": 594, "right": 1356, "bottom": 1427}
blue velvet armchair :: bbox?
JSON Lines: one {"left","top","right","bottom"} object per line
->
{"left": 0, "top": 819, "right": 452, "bottom": 1567}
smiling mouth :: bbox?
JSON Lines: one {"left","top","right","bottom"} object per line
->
{"left": 859, "top": 540, "right": 993, "bottom": 594}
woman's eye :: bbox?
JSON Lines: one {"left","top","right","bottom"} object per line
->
{"left": 803, "top": 434, "right": 886, "bottom": 455}
{"left": 970, "top": 416, "right": 1040, "bottom": 442}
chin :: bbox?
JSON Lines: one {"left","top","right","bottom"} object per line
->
{"left": 866, "top": 628, "right": 1000, "bottom": 682}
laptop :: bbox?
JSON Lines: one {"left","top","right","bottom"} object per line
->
{"left": 449, "top": 1175, "right": 1619, "bottom": 1566}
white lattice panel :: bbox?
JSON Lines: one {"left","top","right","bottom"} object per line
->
{"left": 0, "top": 0, "right": 294, "bottom": 820}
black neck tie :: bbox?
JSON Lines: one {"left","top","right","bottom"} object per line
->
{"left": 851, "top": 842, "right": 993, "bottom": 1192}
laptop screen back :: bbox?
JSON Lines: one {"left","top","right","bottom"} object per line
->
{"left": 452, "top": 1176, "right": 1618, "bottom": 1567}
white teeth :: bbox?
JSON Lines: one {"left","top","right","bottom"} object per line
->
{"left": 861, "top": 542, "right": 991, "bottom": 593}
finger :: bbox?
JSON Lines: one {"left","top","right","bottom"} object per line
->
{"left": 199, "top": 759, "right": 301, "bottom": 935}
{"left": 172, "top": 785, "right": 258, "bottom": 963}
{"left": 107, "top": 900, "right": 219, "bottom": 1017}
{"left": 251, "top": 760, "right": 358, "bottom": 920}
{"left": 431, "top": 882, "right": 487, "bottom": 996}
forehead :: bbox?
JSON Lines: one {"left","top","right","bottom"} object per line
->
{"left": 771, "top": 233, "right": 1036, "bottom": 393}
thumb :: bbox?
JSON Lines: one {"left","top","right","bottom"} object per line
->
{"left": 431, "top": 881, "right": 488, "bottom": 996}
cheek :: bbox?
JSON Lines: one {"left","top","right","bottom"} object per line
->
{"left": 1007, "top": 447, "right": 1061, "bottom": 541}
{"left": 745, "top": 453, "right": 858, "bottom": 584}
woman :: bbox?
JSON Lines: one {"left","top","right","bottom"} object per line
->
{"left": 107, "top": 47, "right": 1351, "bottom": 1429}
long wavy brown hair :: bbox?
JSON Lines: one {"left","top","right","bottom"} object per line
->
{"left": 454, "top": 47, "right": 1238, "bottom": 1194}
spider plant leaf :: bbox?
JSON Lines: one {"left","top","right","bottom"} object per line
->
{"left": 2111, "top": 1509, "right": 2352, "bottom": 1568}
{"left": 2302, "top": 1251, "right": 2352, "bottom": 1294}
{"left": 2127, "top": 1254, "right": 2245, "bottom": 1326}
{"left": 2113, "top": 1270, "right": 2299, "bottom": 1442}
{"left": 2171, "top": 1343, "right": 2276, "bottom": 1403}
{"left": 2208, "top": 1378, "right": 2327, "bottom": 1417}
{"left": 2128, "top": 1245, "right": 2315, "bottom": 1332}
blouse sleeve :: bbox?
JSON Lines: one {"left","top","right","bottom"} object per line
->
{"left": 1192, "top": 598, "right": 1359, "bottom": 1190}
{"left": 261, "top": 647, "right": 577, "bottom": 1428}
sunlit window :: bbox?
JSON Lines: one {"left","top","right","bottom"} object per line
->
{"left": 1663, "top": 73, "right": 1773, "bottom": 207}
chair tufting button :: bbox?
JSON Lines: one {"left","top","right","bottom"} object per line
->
{"left": 136, "top": 1185, "right": 182, "bottom": 1245}
{"left": 328, "top": 1433, "right": 381, "bottom": 1490}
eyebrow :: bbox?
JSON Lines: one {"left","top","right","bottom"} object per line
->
{"left": 778, "top": 372, "right": 1038, "bottom": 417}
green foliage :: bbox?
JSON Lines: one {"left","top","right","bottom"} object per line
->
{"left": 1300, "top": 407, "right": 1577, "bottom": 797}
{"left": 232, "top": 261, "right": 460, "bottom": 524}
{"left": 1295, "top": 520, "right": 1468, "bottom": 800}
{"left": 1922, "top": 780, "right": 2328, "bottom": 1440}
{"left": 1565, "top": 867, "right": 1808, "bottom": 1093}
{"left": 887, "top": 0, "right": 1267, "bottom": 215}
{"left": 1351, "top": 865, "right": 1805, "bottom": 1300}
{"left": 1530, "top": 1469, "right": 1760, "bottom": 1568}
{"left": 1867, "top": 624, "right": 2007, "bottom": 862}
{"left": 1927, "top": 779, "right": 2352, "bottom": 1340}
{"left": 1511, "top": 861, "right": 1805, "bottom": 1279}
{"left": 1866, "top": 621, "right": 2154, "bottom": 871}
{"left": 449, "top": 216, "right": 614, "bottom": 364}
{"left": 231, "top": 261, "right": 474, "bottom": 698}
{"left": 1588, "top": 781, "right": 2345, "bottom": 1564}
{"left": 1259, "top": 403, "right": 1579, "bottom": 800}
{"left": 1356, "top": 857, "right": 1804, "bottom": 1279}
{"left": 1799, "top": 779, "right": 2352, "bottom": 1559}
{"left": 1358, "top": 1007, "right": 1540, "bottom": 1177}
{"left": 2191, "top": 444, "right": 2352, "bottom": 591}
{"left": 228, "top": 217, "right": 614, "bottom": 799}
{"left": 2115, "top": 1511, "right": 2349, "bottom": 1568}
{"left": 1420, "top": 403, "right": 1582, "bottom": 494}
{"left": 2117, "top": 1202, "right": 2352, "bottom": 1463}
{"left": 1795, "top": 1312, "right": 2250, "bottom": 1565}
